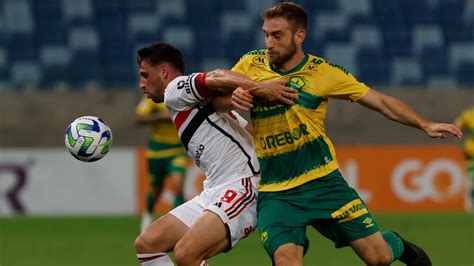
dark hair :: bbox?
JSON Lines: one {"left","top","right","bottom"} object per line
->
{"left": 136, "top": 43, "right": 185, "bottom": 73}
{"left": 261, "top": 2, "right": 307, "bottom": 30}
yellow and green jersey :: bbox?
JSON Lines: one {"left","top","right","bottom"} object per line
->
{"left": 232, "top": 50, "right": 370, "bottom": 192}
{"left": 455, "top": 106, "right": 474, "bottom": 158}
{"left": 135, "top": 97, "right": 184, "bottom": 159}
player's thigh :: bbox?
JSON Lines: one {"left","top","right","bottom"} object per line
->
{"left": 136, "top": 213, "right": 189, "bottom": 252}
{"left": 257, "top": 192, "right": 310, "bottom": 259}
{"left": 175, "top": 210, "right": 229, "bottom": 258}
{"left": 148, "top": 157, "right": 169, "bottom": 187}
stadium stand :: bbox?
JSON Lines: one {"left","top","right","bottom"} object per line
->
{"left": 0, "top": 0, "right": 472, "bottom": 90}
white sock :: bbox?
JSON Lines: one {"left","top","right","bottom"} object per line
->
{"left": 137, "top": 253, "right": 174, "bottom": 266}
{"left": 140, "top": 212, "right": 153, "bottom": 232}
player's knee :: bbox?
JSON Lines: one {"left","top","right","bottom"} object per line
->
{"left": 273, "top": 246, "right": 303, "bottom": 266}
{"left": 135, "top": 233, "right": 158, "bottom": 253}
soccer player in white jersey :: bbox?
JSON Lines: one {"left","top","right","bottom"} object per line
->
{"left": 133, "top": 43, "right": 297, "bottom": 266}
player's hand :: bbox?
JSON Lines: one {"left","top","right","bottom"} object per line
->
{"left": 232, "top": 87, "right": 254, "bottom": 111}
{"left": 250, "top": 79, "right": 298, "bottom": 105}
{"left": 422, "top": 122, "right": 463, "bottom": 139}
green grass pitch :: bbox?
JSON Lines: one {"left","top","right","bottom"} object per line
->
{"left": 0, "top": 213, "right": 472, "bottom": 265}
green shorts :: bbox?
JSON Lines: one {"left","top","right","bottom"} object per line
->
{"left": 147, "top": 141, "right": 187, "bottom": 187}
{"left": 148, "top": 155, "right": 187, "bottom": 186}
{"left": 257, "top": 169, "right": 379, "bottom": 258}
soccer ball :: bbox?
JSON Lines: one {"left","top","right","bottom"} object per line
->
{"left": 65, "top": 116, "right": 113, "bottom": 162}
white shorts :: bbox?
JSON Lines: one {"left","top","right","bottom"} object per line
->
{"left": 170, "top": 175, "right": 258, "bottom": 249}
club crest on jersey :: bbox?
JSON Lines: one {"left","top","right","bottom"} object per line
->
{"left": 288, "top": 76, "right": 306, "bottom": 90}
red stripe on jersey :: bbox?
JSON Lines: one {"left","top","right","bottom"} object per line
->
{"left": 228, "top": 193, "right": 256, "bottom": 220}
{"left": 174, "top": 109, "right": 192, "bottom": 131}
{"left": 225, "top": 177, "right": 250, "bottom": 213}
{"left": 194, "top": 72, "right": 213, "bottom": 99}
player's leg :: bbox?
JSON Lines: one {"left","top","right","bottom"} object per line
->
{"left": 257, "top": 189, "right": 310, "bottom": 266}
{"left": 350, "top": 230, "right": 432, "bottom": 266}
{"left": 348, "top": 231, "right": 392, "bottom": 265}
{"left": 168, "top": 155, "right": 189, "bottom": 207}
{"left": 273, "top": 244, "right": 304, "bottom": 266}
{"left": 174, "top": 176, "right": 258, "bottom": 265}
{"left": 141, "top": 157, "right": 168, "bottom": 231}
{"left": 311, "top": 170, "right": 431, "bottom": 265}
{"left": 135, "top": 213, "right": 188, "bottom": 266}
{"left": 174, "top": 210, "right": 229, "bottom": 265}
{"left": 136, "top": 194, "right": 204, "bottom": 266}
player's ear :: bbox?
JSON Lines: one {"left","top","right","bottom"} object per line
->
{"left": 294, "top": 28, "right": 306, "bottom": 45}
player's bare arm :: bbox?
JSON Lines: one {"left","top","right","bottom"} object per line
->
{"left": 231, "top": 81, "right": 298, "bottom": 112}
{"left": 206, "top": 70, "right": 297, "bottom": 106}
{"left": 211, "top": 93, "right": 234, "bottom": 112}
{"left": 358, "top": 89, "right": 462, "bottom": 139}
{"left": 205, "top": 69, "right": 257, "bottom": 92}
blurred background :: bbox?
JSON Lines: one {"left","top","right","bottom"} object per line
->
{"left": 0, "top": 0, "right": 473, "bottom": 265}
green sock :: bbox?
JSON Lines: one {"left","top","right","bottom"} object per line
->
{"left": 381, "top": 231, "right": 405, "bottom": 262}
{"left": 174, "top": 195, "right": 184, "bottom": 207}
{"left": 146, "top": 192, "right": 155, "bottom": 214}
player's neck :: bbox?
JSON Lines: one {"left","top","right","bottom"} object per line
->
{"left": 166, "top": 72, "right": 182, "bottom": 85}
{"left": 273, "top": 50, "right": 306, "bottom": 72}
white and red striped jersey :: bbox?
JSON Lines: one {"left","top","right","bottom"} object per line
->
{"left": 164, "top": 73, "right": 260, "bottom": 189}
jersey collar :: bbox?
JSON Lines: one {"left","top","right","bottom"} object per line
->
{"left": 269, "top": 54, "right": 309, "bottom": 76}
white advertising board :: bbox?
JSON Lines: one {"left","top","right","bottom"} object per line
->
{"left": 0, "top": 148, "right": 136, "bottom": 216}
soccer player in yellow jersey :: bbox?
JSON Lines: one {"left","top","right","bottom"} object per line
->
{"left": 454, "top": 106, "right": 474, "bottom": 205}
{"left": 135, "top": 96, "right": 189, "bottom": 231}
{"left": 231, "top": 2, "right": 462, "bottom": 266}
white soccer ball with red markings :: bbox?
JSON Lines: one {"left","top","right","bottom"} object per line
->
{"left": 65, "top": 116, "right": 113, "bottom": 162}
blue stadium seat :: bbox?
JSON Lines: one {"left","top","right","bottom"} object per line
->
{"left": 7, "top": 34, "right": 37, "bottom": 62}
{"left": 356, "top": 47, "right": 389, "bottom": 86}
{"left": 456, "top": 62, "right": 474, "bottom": 86}
{"left": 123, "top": 0, "right": 155, "bottom": 12}
{"left": 420, "top": 46, "right": 449, "bottom": 77}
{"left": 68, "top": 50, "right": 102, "bottom": 87}
{"left": 99, "top": 41, "right": 136, "bottom": 89}
{"left": 2, "top": 0, "right": 473, "bottom": 89}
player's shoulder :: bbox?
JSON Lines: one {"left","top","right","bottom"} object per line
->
{"left": 238, "top": 49, "right": 267, "bottom": 61}
{"left": 307, "top": 54, "right": 353, "bottom": 76}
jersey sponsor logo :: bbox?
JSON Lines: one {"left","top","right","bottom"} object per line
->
{"left": 331, "top": 199, "right": 368, "bottom": 223}
{"left": 258, "top": 123, "right": 309, "bottom": 150}
{"left": 194, "top": 144, "right": 205, "bottom": 166}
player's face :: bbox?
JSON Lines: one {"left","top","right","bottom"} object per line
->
{"left": 139, "top": 60, "right": 166, "bottom": 103}
{"left": 263, "top": 17, "right": 298, "bottom": 67}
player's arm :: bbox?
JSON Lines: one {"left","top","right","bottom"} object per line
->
{"left": 205, "top": 70, "right": 297, "bottom": 106}
{"left": 211, "top": 93, "right": 234, "bottom": 112}
{"left": 357, "top": 89, "right": 462, "bottom": 139}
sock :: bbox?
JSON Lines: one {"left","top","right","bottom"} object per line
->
{"left": 146, "top": 192, "right": 156, "bottom": 214}
{"left": 381, "top": 231, "right": 405, "bottom": 262}
{"left": 137, "top": 253, "right": 174, "bottom": 266}
{"left": 174, "top": 194, "right": 184, "bottom": 207}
